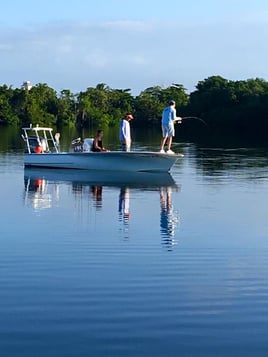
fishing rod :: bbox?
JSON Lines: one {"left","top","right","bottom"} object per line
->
{"left": 175, "top": 116, "right": 208, "bottom": 127}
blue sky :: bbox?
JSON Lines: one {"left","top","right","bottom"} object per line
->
{"left": 1, "top": 0, "right": 268, "bottom": 94}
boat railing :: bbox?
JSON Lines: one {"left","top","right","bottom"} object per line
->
{"left": 22, "top": 126, "right": 60, "bottom": 154}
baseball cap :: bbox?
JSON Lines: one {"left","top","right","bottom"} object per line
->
{"left": 125, "top": 112, "right": 133, "bottom": 119}
{"left": 169, "top": 100, "right": 176, "bottom": 105}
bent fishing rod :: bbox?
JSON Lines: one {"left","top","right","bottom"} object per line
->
{"left": 175, "top": 116, "right": 208, "bottom": 127}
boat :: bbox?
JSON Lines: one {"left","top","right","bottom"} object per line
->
{"left": 21, "top": 126, "right": 183, "bottom": 172}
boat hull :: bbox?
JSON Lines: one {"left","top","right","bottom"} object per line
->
{"left": 24, "top": 151, "right": 181, "bottom": 172}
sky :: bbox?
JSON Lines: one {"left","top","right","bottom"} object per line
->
{"left": 1, "top": 0, "right": 268, "bottom": 95}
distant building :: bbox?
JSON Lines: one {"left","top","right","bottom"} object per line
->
{"left": 22, "top": 80, "right": 32, "bottom": 90}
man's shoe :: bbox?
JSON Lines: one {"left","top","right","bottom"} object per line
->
{"left": 166, "top": 149, "right": 175, "bottom": 154}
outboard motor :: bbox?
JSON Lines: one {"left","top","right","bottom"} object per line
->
{"left": 83, "top": 138, "right": 94, "bottom": 152}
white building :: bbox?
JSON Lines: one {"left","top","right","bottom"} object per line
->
{"left": 22, "top": 80, "right": 33, "bottom": 90}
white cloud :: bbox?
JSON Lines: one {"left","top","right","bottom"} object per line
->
{"left": 0, "top": 18, "right": 268, "bottom": 94}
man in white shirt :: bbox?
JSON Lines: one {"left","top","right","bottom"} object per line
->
{"left": 119, "top": 112, "right": 134, "bottom": 151}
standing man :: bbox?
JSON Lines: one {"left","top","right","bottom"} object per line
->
{"left": 160, "top": 100, "right": 182, "bottom": 154}
{"left": 119, "top": 112, "right": 134, "bottom": 152}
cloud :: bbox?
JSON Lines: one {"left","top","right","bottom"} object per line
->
{"left": 0, "top": 18, "right": 268, "bottom": 94}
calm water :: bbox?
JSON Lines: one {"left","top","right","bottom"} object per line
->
{"left": 1, "top": 131, "right": 268, "bottom": 356}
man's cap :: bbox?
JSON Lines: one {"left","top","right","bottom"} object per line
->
{"left": 125, "top": 112, "right": 133, "bottom": 119}
{"left": 169, "top": 100, "right": 176, "bottom": 105}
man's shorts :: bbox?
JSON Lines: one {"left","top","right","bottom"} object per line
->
{"left": 162, "top": 124, "right": 174, "bottom": 137}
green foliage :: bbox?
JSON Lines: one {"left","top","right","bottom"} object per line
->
{"left": 0, "top": 85, "right": 20, "bottom": 125}
{"left": 57, "top": 89, "right": 77, "bottom": 127}
{"left": 1, "top": 77, "right": 268, "bottom": 143}
{"left": 188, "top": 76, "right": 268, "bottom": 139}
{"left": 134, "top": 84, "right": 189, "bottom": 127}
{"left": 76, "top": 84, "right": 133, "bottom": 128}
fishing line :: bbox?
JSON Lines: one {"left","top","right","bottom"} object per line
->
{"left": 180, "top": 116, "right": 208, "bottom": 127}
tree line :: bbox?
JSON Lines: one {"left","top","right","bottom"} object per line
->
{"left": 1, "top": 76, "right": 268, "bottom": 142}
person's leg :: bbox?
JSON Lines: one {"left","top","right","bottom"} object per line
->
{"left": 160, "top": 137, "right": 167, "bottom": 150}
{"left": 167, "top": 136, "right": 172, "bottom": 151}
{"left": 125, "top": 139, "right": 131, "bottom": 152}
{"left": 160, "top": 125, "right": 168, "bottom": 151}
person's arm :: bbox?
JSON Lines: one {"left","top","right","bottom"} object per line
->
{"left": 175, "top": 116, "right": 182, "bottom": 123}
{"left": 101, "top": 142, "right": 109, "bottom": 152}
{"left": 92, "top": 138, "right": 102, "bottom": 151}
{"left": 172, "top": 108, "right": 182, "bottom": 123}
{"left": 120, "top": 120, "right": 127, "bottom": 142}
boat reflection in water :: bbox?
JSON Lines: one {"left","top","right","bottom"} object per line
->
{"left": 24, "top": 174, "right": 59, "bottom": 210}
{"left": 24, "top": 168, "right": 181, "bottom": 247}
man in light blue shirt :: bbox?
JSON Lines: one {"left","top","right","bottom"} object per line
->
{"left": 160, "top": 100, "right": 182, "bottom": 154}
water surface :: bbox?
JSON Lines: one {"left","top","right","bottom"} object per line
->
{"left": 1, "top": 139, "right": 268, "bottom": 356}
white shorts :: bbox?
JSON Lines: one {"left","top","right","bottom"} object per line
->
{"left": 162, "top": 124, "right": 174, "bottom": 137}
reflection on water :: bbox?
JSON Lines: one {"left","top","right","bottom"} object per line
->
{"left": 119, "top": 187, "right": 130, "bottom": 222}
{"left": 118, "top": 187, "right": 131, "bottom": 239}
{"left": 69, "top": 182, "right": 103, "bottom": 210}
{"left": 24, "top": 177, "right": 104, "bottom": 212}
{"left": 160, "top": 186, "right": 180, "bottom": 249}
{"left": 24, "top": 176, "right": 59, "bottom": 210}
{"left": 5, "top": 145, "right": 268, "bottom": 357}
{"left": 185, "top": 145, "right": 268, "bottom": 180}
{"left": 91, "top": 185, "right": 103, "bottom": 209}
{"left": 23, "top": 168, "right": 180, "bottom": 246}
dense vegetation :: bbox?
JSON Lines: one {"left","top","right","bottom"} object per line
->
{"left": 1, "top": 76, "right": 268, "bottom": 142}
